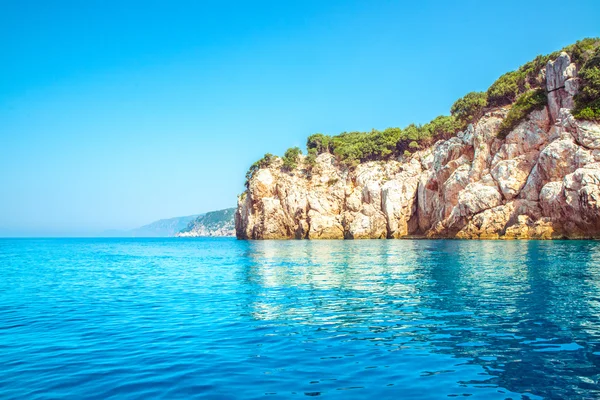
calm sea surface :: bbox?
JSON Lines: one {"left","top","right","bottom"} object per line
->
{"left": 1, "top": 238, "right": 600, "bottom": 399}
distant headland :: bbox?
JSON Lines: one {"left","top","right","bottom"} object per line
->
{"left": 104, "top": 208, "right": 235, "bottom": 238}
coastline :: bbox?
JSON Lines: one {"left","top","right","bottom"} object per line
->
{"left": 236, "top": 50, "right": 600, "bottom": 241}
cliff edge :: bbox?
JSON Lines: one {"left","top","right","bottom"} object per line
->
{"left": 237, "top": 45, "right": 600, "bottom": 239}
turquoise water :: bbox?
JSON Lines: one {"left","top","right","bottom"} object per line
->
{"left": 1, "top": 238, "right": 600, "bottom": 399}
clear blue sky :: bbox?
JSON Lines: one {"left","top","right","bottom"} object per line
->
{"left": 1, "top": 0, "right": 598, "bottom": 236}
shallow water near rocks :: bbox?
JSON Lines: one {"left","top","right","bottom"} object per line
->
{"left": 1, "top": 238, "right": 600, "bottom": 399}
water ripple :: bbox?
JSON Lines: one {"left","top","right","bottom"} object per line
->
{"left": 1, "top": 238, "right": 600, "bottom": 398}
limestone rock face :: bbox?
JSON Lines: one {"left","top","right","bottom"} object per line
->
{"left": 546, "top": 52, "right": 578, "bottom": 122}
{"left": 539, "top": 165, "right": 600, "bottom": 237}
{"left": 236, "top": 54, "right": 600, "bottom": 239}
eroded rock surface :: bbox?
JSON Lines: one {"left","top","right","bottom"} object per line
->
{"left": 236, "top": 55, "right": 600, "bottom": 239}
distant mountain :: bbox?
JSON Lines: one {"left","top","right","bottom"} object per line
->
{"left": 102, "top": 207, "right": 236, "bottom": 238}
{"left": 129, "top": 214, "right": 202, "bottom": 237}
{"left": 103, "top": 214, "right": 201, "bottom": 237}
{"left": 176, "top": 208, "right": 235, "bottom": 237}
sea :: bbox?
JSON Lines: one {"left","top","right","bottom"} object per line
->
{"left": 1, "top": 238, "right": 599, "bottom": 399}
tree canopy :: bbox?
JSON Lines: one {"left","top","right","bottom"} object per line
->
{"left": 245, "top": 38, "right": 600, "bottom": 177}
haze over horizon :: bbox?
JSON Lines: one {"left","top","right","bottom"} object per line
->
{"left": 1, "top": 0, "right": 599, "bottom": 237}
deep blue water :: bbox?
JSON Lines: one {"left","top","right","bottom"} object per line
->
{"left": 1, "top": 238, "right": 600, "bottom": 399}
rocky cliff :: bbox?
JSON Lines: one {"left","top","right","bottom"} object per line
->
{"left": 236, "top": 51, "right": 600, "bottom": 239}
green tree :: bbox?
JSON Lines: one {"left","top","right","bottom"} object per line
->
{"left": 423, "top": 115, "right": 462, "bottom": 139}
{"left": 565, "top": 38, "right": 600, "bottom": 66}
{"left": 573, "top": 47, "right": 600, "bottom": 121}
{"left": 306, "top": 133, "right": 332, "bottom": 154}
{"left": 403, "top": 124, "right": 421, "bottom": 141}
{"left": 487, "top": 70, "right": 527, "bottom": 107}
{"left": 451, "top": 91, "right": 488, "bottom": 126}
{"left": 282, "top": 147, "right": 302, "bottom": 171}
{"left": 242, "top": 38, "right": 600, "bottom": 177}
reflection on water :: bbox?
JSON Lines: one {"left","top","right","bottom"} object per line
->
{"left": 1, "top": 238, "right": 599, "bottom": 399}
{"left": 238, "top": 240, "right": 600, "bottom": 399}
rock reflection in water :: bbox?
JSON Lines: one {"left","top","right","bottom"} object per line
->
{"left": 238, "top": 240, "right": 600, "bottom": 399}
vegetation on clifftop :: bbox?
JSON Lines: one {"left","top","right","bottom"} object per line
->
{"left": 282, "top": 147, "right": 302, "bottom": 171}
{"left": 244, "top": 38, "right": 600, "bottom": 181}
{"left": 245, "top": 153, "right": 274, "bottom": 187}
{"left": 450, "top": 91, "right": 488, "bottom": 126}
{"left": 573, "top": 46, "right": 600, "bottom": 121}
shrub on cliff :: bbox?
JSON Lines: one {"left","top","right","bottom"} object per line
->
{"left": 330, "top": 131, "right": 370, "bottom": 167}
{"left": 487, "top": 70, "right": 528, "bottom": 107}
{"left": 243, "top": 38, "right": 600, "bottom": 182}
{"left": 486, "top": 38, "right": 600, "bottom": 110}
{"left": 305, "top": 148, "right": 318, "bottom": 168}
{"left": 395, "top": 124, "right": 427, "bottom": 152}
{"left": 564, "top": 38, "right": 600, "bottom": 66}
{"left": 451, "top": 92, "right": 488, "bottom": 126}
{"left": 402, "top": 124, "right": 421, "bottom": 141}
{"left": 329, "top": 128, "right": 402, "bottom": 167}
{"left": 573, "top": 47, "right": 600, "bottom": 121}
{"left": 486, "top": 55, "right": 549, "bottom": 107}
{"left": 421, "top": 115, "right": 462, "bottom": 140}
{"left": 245, "top": 153, "right": 275, "bottom": 187}
{"left": 497, "top": 89, "right": 547, "bottom": 138}
{"left": 373, "top": 127, "right": 403, "bottom": 159}
{"left": 317, "top": 117, "right": 462, "bottom": 167}
{"left": 307, "top": 133, "right": 333, "bottom": 153}
{"left": 282, "top": 147, "right": 302, "bottom": 171}
{"left": 522, "top": 54, "right": 559, "bottom": 88}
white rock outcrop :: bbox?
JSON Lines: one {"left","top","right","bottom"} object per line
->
{"left": 236, "top": 54, "right": 600, "bottom": 239}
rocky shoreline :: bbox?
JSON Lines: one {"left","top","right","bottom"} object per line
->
{"left": 236, "top": 52, "right": 600, "bottom": 240}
